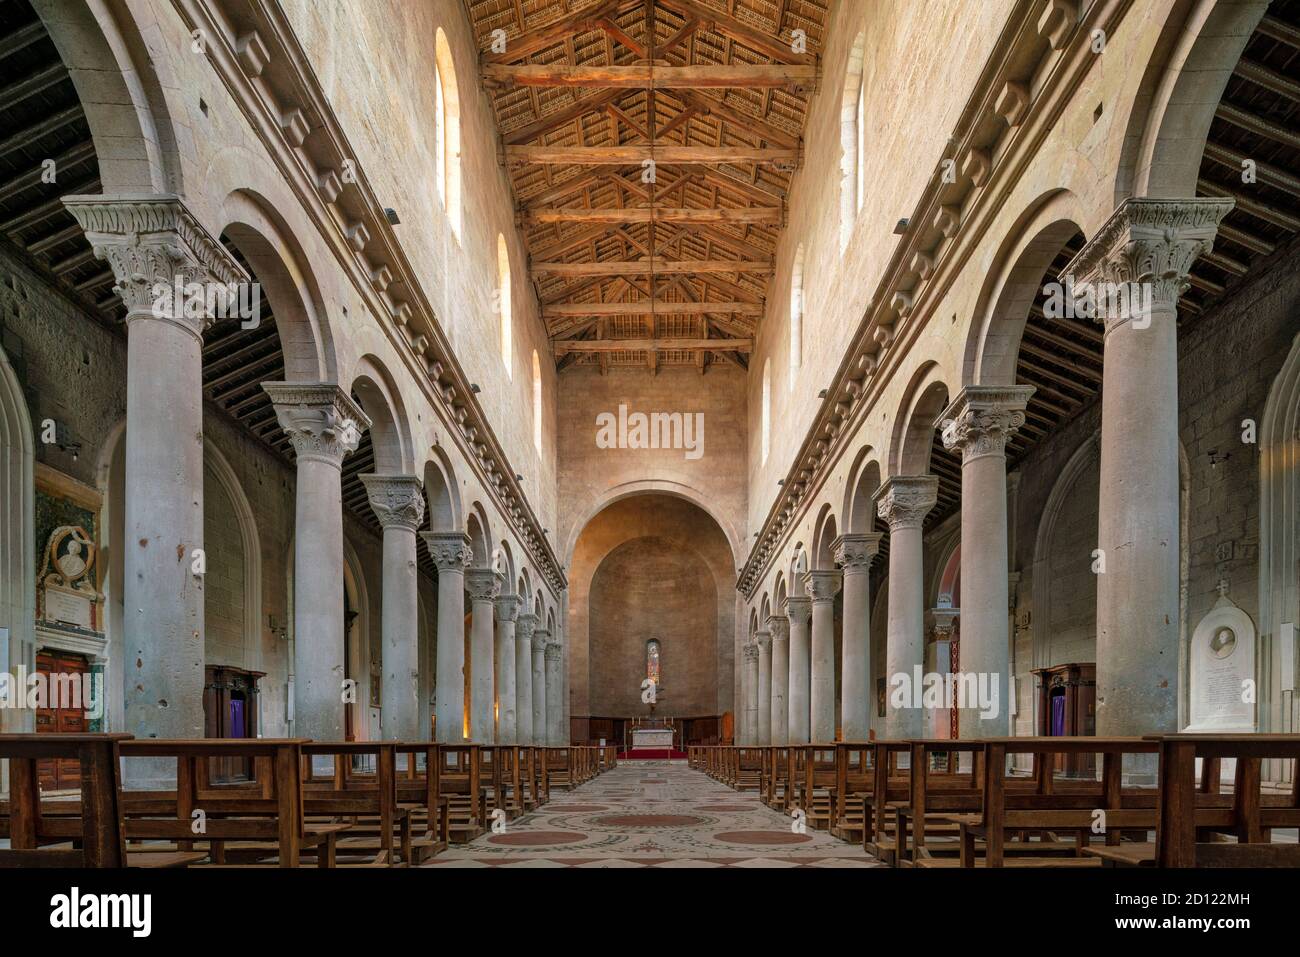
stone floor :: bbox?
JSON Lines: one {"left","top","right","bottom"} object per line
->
{"left": 427, "top": 760, "right": 884, "bottom": 868}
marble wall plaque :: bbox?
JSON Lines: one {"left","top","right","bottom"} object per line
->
{"left": 1186, "top": 597, "right": 1256, "bottom": 732}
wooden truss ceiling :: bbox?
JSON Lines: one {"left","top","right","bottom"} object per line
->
{"left": 464, "top": 0, "right": 828, "bottom": 373}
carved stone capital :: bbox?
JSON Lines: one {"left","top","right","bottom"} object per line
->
{"left": 931, "top": 607, "right": 960, "bottom": 640}
{"left": 938, "top": 386, "right": 1035, "bottom": 462}
{"left": 743, "top": 643, "right": 760, "bottom": 664}
{"left": 495, "top": 593, "right": 521, "bottom": 622}
{"left": 544, "top": 641, "right": 563, "bottom": 662}
{"left": 422, "top": 531, "right": 472, "bottom": 572}
{"left": 532, "top": 628, "right": 551, "bottom": 653}
{"left": 782, "top": 596, "right": 812, "bottom": 626}
{"left": 767, "top": 615, "right": 790, "bottom": 643}
{"left": 360, "top": 474, "right": 425, "bottom": 532}
{"left": 465, "top": 567, "right": 502, "bottom": 603}
{"left": 803, "top": 569, "right": 842, "bottom": 603}
{"left": 832, "top": 533, "right": 883, "bottom": 570}
{"left": 875, "top": 476, "right": 939, "bottom": 532}
{"left": 1064, "top": 197, "right": 1233, "bottom": 332}
{"left": 515, "top": 613, "right": 537, "bottom": 642}
{"left": 263, "top": 383, "right": 370, "bottom": 467}
{"left": 62, "top": 194, "right": 250, "bottom": 338}
{"left": 754, "top": 629, "right": 772, "bottom": 652}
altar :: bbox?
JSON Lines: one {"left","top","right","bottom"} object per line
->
{"left": 631, "top": 728, "right": 675, "bottom": 751}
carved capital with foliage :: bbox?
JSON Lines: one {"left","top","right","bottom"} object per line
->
{"left": 939, "top": 386, "right": 1035, "bottom": 462}
{"left": 875, "top": 476, "right": 939, "bottom": 532}
{"left": 361, "top": 474, "right": 425, "bottom": 532}
{"left": 263, "top": 383, "right": 370, "bottom": 467}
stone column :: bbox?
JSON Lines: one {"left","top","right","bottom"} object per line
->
{"left": 423, "top": 532, "right": 472, "bottom": 742}
{"left": 265, "top": 383, "right": 369, "bottom": 743}
{"left": 927, "top": 609, "right": 959, "bottom": 739}
{"left": 754, "top": 630, "right": 772, "bottom": 745}
{"left": 833, "top": 534, "right": 881, "bottom": 741}
{"left": 464, "top": 568, "right": 500, "bottom": 743}
{"left": 804, "top": 570, "right": 842, "bottom": 743}
{"left": 545, "top": 640, "right": 564, "bottom": 744}
{"left": 939, "top": 386, "right": 1033, "bottom": 737}
{"left": 767, "top": 615, "right": 790, "bottom": 745}
{"left": 362, "top": 475, "right": 425, "bottom": 741}
{"left": 494, "top": 594, "right": 520, "bottom": 743}
{"left": 876, "top": 476, "right": 938, "bottom": 740}
{"left": 742, "top": 642, "right": 759, "bottom": 744}
{"left": 515, "top": 613, "right": 537, "bottom": 744}
{"left": 531, "top": 628, "right": 550, "bottom": 744}
{"left": 1066, "top": 197, "right": 1231, "bottom": 735}
{"left": 64, "top": 196, "right": 249, "bottom": 779}
{"left": 783, "top": 596, "right": 812, "bottom": 743}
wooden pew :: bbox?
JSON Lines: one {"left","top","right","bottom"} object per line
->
{"left": 0, "top": 732, "right": 202, "bottom": 868}
{"left": 831, "top": 742, "right": 874, "bottom": 841}
{"left": 862, "top": 741, "right": 912, "bottom": 859}
{"left": 117, "top": 739, "right": 349, "bottom": 868}
{"left": 300, "top": 741, "right": 403, "bottom": 866}
{"left": 394, "top": 743, "right": 449, "bottom": 861}
{"left": 795, "top": 745, "right": 838, "bottom": 828}
{"left": 437, "top": 744, "right": 486, "bottom": 844}
{"left": 733, "top": 747, "right": 764, "bottom": 791}
{"left": 936, "top": 737, "right": 1161, "bottom": 868}
{"left": 1085, "top": 733, "right": 1300, "bottom": 868}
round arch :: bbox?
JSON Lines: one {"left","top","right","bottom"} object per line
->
{"left": 421, "top": 445, "right": 462, "bottom": 533}
{"left": 465, "top": 504, "right": 492, "bottom": 567}
{"left": 889, "top": 362, "right": 953, "bottom": 477}
{"left": 842, "top": 445, "right": 883, "bottom": 534}
{"left": 351, "top": 355, "right": 413, "bottom": 475}
{"left": 0, "top": 342, "right": 35, "bottom": 741}
{"left": 203, "top": 440, "right": 264, "bottom": 674}
{"left": 811, "top": 504, "right": 839, "bottom": 570}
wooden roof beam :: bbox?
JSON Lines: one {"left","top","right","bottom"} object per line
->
{"left": 543, "top": 301, "right": 763, "bottom": 317}
{"left": 483, "top": 0, "right": 629, "bottom": 64}
{"left": 554, "top": 337, "right": 752, "bottom": 354}
{"left": 483, "top": 64, "right": 818, "bottom": 90}
{"left": 506, "top": 144, "right": 799, "bottom": 166}
{"left": 524, "top": 206, "right": 782, "bottom": 225}
{"left": 531, "top": 258, "right": 773, "bottom": 276}
{"left": 657, "top": 0, "right": 817, "bottom": 64}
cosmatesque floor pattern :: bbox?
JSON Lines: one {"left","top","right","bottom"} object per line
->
{"left": 427, "top": 760, "right": 884, "bottom": 868}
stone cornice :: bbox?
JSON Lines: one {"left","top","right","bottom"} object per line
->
{"left": 169, "top": 0, "right": 566, "bottom": 597}
{"left": 360, "top": 474, "right": 426, "bottom": 531}
{"left": 939, "top": 386, "right": 1035, "bottom": 463}
{"left": 737, "top": 0, "right": 1137, "bottom": 599}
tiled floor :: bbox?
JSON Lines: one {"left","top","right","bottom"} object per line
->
{"left": 427, "top": 760, "right": 883, "bottom": 868}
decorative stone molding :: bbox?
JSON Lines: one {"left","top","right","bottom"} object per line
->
{"left": 422, "top": 531, "right": 473, "bottom": 572}
{"left": 515, "top": 613, "right": 537, "bottom": 642}
{"left": 464, "top": 567, "right": 501, "bottom": 603}
{"left": 803, "top": 570, "right": 842, "bottom": 603}
{"left": 931, "top": 607, "right": 960, "bottom": 641}
{"left": 875, "top": 476, "right": 939, "bottom": 532}
{"left": 1065, "top": 197, "right": 1234, "bottom": 329}
{"left": 767, "top": 615, "right": 790, "bottom": 643}
{"left": 754, "top": 629, "right": 772, "bottom": 651}
{"left": 495, "top": 593, "right": 521, "bottom": 622}
{"left": 783, "top": 596, "right": 812, "bottom": 626}
{"left": 62, "top": 193, "right": 249, "bottom": 335}
{"left": 262, "top": 382, "right": 370, "bottom": 467}
{"left": 532, "top": 628, "right": 551, "bottom": 653}
{"left": 360, "top": 474, "right": 425, "bottom": 531}
{"left": 938, "top": 386, "right": 1035, "bottom": 462}
{"left": 832, "top": 533, "right": 882, "bottom": 570}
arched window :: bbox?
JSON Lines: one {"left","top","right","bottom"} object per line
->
{"left": 497, "top": 234, "right": 512, "bottom": 377}
{"left": 839, "top": 33, "right": 866, "bottom": 254}
{"left": 789, "top": 245, "right": 805, "bottom": 387}
{"left": 532, "top": 350, "right": 542, "bottom": 455}
{"left": 645, "top": 639, "right": 661, "bottom": 687}
{"left": 434, "top": 29, "right": 461, "bottom": 239}
{"left": 761, "top": 359, "right": 772, "bottom": 466}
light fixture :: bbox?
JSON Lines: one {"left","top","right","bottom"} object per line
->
{"left": 893, "top": 218, "right": 910, "bottom": 235}
{"left": 470, "top": 383, "right": 481, "bottom": 394}
{"left": 384, "top": 207, "right": 401, "bottom": 225}
{"left": 818, "top": 388, "right": 828, "bottom": 399}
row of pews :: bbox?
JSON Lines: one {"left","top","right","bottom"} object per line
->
{"left": 0, "top": 734, "right": 617, "bottom": 868}
{"left": 690, "top": 735, "right": 1300, "bottom": 868}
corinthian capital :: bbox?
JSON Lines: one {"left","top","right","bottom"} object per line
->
{"left": 544, "top": 641, "right": 562, "bottom": 662}
{"left": 938, "top": 386, "right": 1035, "bottom": 462}
{"left": 803, "top": 569, "right": 842, "bottom": 603}
{"left": 361, "top": 474, "right": 425, "bottom": 531}
{"left": 532, "top": 628, "right": 551, "bottom": 653}
{"left": 516, "top": 613, "right": 537, "bottom": 641}
{"left": 783, "top": 596, "right": 811, "bottom": 626}
{"left": 62, "top": 193, "right": 249, "bottom": 337}
{"left": 464, "top": 567, "right": 502, "bottom": 602}
{"left": 743, "top": 643, "right": 760, "bottom": 663}
{"left": 1064, "top": 196, "right": 1233, "bottom": 331}
{"left": 875, "top": 476, "right": 939, "bottom": 532}
{"left": 422, "top": 531, "right": 472, "bottom": 572}
{"left": 767, "top": 615, "right": 790, "bottom": 643}
{"left": 832, "top": 533, "right": 882, "bottom": 570}
{"left": 263, "top": 383, "right": 370, "bottom": 467}
{"left": 754, "top": 629, "right": 772, "bottom": 651}
{"left": 495, "top": 593, "right": 521, "bottom": 622}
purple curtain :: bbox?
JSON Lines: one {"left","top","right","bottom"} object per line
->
{"left": 1050, "top": 693, "right": 1066, "bottom": 737}
{"left": 229, "top": 698, "right": 246, "bottom": 738}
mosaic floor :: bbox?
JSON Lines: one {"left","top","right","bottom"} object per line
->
{"left": 426, "top": 760, "right": 884, "bottom": 868}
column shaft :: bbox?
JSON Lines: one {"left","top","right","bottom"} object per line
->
{"left": 545, "top": 643, "right": 563, "bottom": 744}
{"left": 784, "top": 597, "right": 811, "bottom": 743}
{"left": 531, "top": 629, "right": 549, "bottom": 745}
{"left": 515, "top": 615, "right": 536, "bottom": 744}
{"left": 465, "top": 568, "right": 499, "bottom": 743}
{"left": 834, "top": 535, "right": 880, "bottom": 741}
{"left": 755, "top": 631, "right": 772, "bottom": 745}
{"left": 805, "top": 571, "right": 841, "bottom": 742}
{"left": 424, "top": 533, "right": 471, "bottom": 742}
{"left": 768, "top": 617, "right": 790, "bottom": 745}
{"left": 495, "top": 596, "right": 520, "bottom": 744}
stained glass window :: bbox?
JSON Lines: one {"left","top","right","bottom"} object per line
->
{"left": 645, "top": 639, "right": 661, "bottom": 687}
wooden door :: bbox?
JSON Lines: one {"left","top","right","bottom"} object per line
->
{"left": 35, "top": 651, "right": 90, "bottom": 790}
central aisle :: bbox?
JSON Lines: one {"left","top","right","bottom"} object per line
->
{"left": 428, "top": 760, "right": 882, "bottom": 868}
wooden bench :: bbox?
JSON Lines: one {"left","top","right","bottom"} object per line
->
{"left": 0, "top": 732, "right": 203, "bottom": 868}
{"left": 1084, "top": 733, "right": 1300, "bottom": 868}
{"left": 831, "top": 742, "right": 873, "bottom": 841}
{"left": 732, "top": 747, "right": 764, "bottom": 791}
{"left": 794, "top": 745, "right": 838, "bottom": 829}
{"left": 439, "top": 744, "right": 486, "bottom": 843}
{"left": 393, "top": 743, "right": 449, "bottom": 861}
{"left": 300, "top": 741, "right": 406, "bottom": 867}
{"left": 931, "top": 737, "right": 1162, "bottom": 868}
{"left": 118, "top": 738, "right": 349, "bottom": 868}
